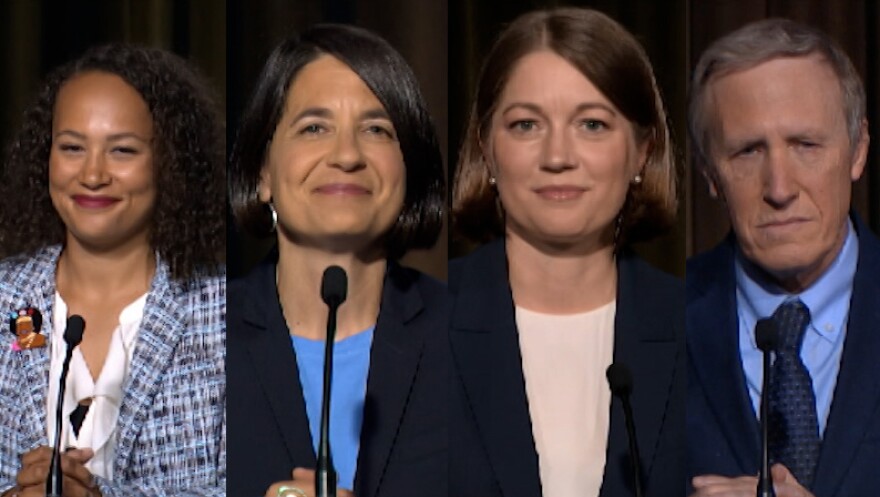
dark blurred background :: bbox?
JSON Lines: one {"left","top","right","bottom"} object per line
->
{"left": 0, "top": 0, "right": 226, "bottom": 158}
{"left": 450, "top": 0, "right": 688, "bottom": 277}
{"left": 227, "top": 0, "right": 448, "bottom": 279}
{"left": 688, "top": 0, "right": 880, "bottom": 256}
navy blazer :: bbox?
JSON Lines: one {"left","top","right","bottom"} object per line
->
{"left": 227, "top": 257, "right": 447, "bottom": 497}
{"left": 449, "top": 239, "right": 685, "bottom": 497}
{"left": 687, "top": 214, "right": 880, "bottom": 496}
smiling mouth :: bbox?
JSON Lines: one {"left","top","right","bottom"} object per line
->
{"left": 533, "top": 186, "right": 587, "bottom": 200}
{"left": 313, "top": 184, "right": 372, "bottom": 195}
{"left": 72, "top": 195, "right": 120, "bottom": 209}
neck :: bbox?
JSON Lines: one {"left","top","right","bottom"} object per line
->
{"left": 56, "top": 236, "right": 155, "bottom": 302}
{"left": 505, "top": 232, "right": 617, "bottom": 314}
{"left": 276, "top": 241, "right": 386, "bottom": 340}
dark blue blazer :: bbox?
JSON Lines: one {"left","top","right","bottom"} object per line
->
{"left": 687, "top": 214, "right": 880, "bottom": 496}
{"left": 449, "top": 239, "right": 685, "bottom": 497}
{"left": 227, "top": 257, "right": 447, "bottom": 497}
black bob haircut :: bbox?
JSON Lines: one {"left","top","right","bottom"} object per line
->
{"left": 0, "top": 44, "right": 226, "bottom": 280}
{"left": 229, "top": 24, "right": 444, "bottom": 260}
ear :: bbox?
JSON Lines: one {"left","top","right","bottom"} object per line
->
{"left": 479, "top": 136, "right": 497, "bottom": 178}
{"left": 257, "top": 165, "right": 272, "bottom": 203}
{"left": 700, "top": 164, "right": 721, "bottom": 200}
{"left": 850, "top": 119, "right": 870, "bottom": 182}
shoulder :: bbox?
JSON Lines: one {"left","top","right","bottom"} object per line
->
{"left": 449, "top": 238, "right": 505, "bottom": 295}
{"left": 686, "top": 236, "right": 735, "bottom": 300}
{"left": 387, "top": 262, "right": 448, "bottom": 315}
{"left": 0, "top": 247, "right": 58, "bottom": 291}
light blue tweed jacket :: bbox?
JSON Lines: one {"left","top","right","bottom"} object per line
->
{"left": 0, "top": 246, "right": 226, "bottom": 496}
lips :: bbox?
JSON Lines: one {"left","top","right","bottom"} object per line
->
{"left": 313, "top": 183, "right": 371, "bottom": 195}
{"left": 533, "top": 185, "right": 587, "bottom": 200}
{"left": 757, "top": 217, "right": 809, "bottom": 229}
{"left": 72, "top": 195, "right": 120, "bottom": 209}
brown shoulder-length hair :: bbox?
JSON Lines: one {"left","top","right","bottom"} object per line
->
{"left": 453, "top": 7, "right": 677, "bottom": 246}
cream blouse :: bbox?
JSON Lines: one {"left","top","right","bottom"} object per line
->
{"left": 516, "top": 301, "right": 616, "bottom": 497}
{"left": 46, "top": 292, "right": 147, "bottom": 479}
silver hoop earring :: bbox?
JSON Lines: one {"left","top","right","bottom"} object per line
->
{"left": 268, "top": 202, "right": 278, "bottom": 232}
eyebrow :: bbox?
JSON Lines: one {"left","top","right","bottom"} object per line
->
{"left": 288, "top": 106, "right": 392, "bottom": 126}
{"left": 501, "top": 101, "right": 618, "bottom": 117}
{"left": 54, "top": 130, "right": 151, "bottom": 143}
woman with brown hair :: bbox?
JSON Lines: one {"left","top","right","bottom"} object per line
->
{"left": 450, "top": 8, "right": 684, "bottom": 497}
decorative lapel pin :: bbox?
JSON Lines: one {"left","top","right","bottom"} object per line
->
{"left": 8, "top": 307, "right": 46, "bottom": 350}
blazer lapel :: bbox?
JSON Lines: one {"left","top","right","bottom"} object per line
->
{"left": 812, "top": 220, "right": 880, "bottom": 496}
{"left": 15, "top": 247, "right": 61, "bottom": 451}
{"left": 114, "top": 261, "right": 188, "bottom": 470}
{"left": 356, "top": 263, "right": 427, "bottom": 497}
{"left": 450, "top": 240, "right": 542, "bottom": 497}
{"left": 602, "top": 253, "right": 680, "bottom": 495}
{"left": 239, "top": 261, "right": 315, "bottom": 468}
{"left": 687, "top": 241, "right": 760, "bottom": 473}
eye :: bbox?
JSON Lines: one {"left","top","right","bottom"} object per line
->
{"left": 365, "top": 124, "right": 395, "bottom": 139}
{"left": 111, "top": 146, "right": 138, "bottom": 155}
{"left": 509, "top": 120, "right": 537, "bottom": 132}
{"left": 58, "top": 143, "right": 84, "bottom": 153}
{"left": 299, "top": 123, "right": 326, "bottom": 135}
{"left": 580, "top": 119, "right": 607, "bottom": 132}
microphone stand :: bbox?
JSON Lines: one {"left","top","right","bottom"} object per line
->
{"left": 756, "top": 318, "right": 777, "bottom": 497}
{"left": 48, "top": 316, "right": 85, "bottom": 497}
{"left": 606, "top": 363, "right": 642, "bottom": 497}
{"left": 317, "top": 267, "right": 346, "bottom": 497}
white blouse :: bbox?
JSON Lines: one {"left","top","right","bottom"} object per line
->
{"left": 46, "top": 292, "right": 147, "bottom": 479}
{"left": 516, "top": 301, "right": 616, "bottom": 497}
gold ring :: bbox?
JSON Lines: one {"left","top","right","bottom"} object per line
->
{"left": 277, "top": 486, "right": 308, "bottom": 497}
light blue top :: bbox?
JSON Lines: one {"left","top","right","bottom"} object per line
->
{"left": 735, "top": 219, "right": 857, "bottom": 435}
{"left": 292, "top": 326, "right": 374, "bottom": 491}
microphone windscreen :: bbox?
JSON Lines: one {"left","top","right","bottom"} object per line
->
{"left": 606, "top": 362, "right": 633, "bottom": 397}
{"left": 64, "top": 315, "right": 86, "bottom": 347}
{"left": 321, "top": 266, "right": 348, "bottom": 307}
{"left": 756, "top": 318, "right": 778, "bottom": 352}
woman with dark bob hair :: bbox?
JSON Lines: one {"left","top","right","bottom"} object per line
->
{"left": 450, "top": 8, "right": 684, "bottom": 497}
{"left": 227, "top": 24, "right": 446, "bottom": 497}
{"left": 0, "top": 45, "right": 225, "bottom": 496}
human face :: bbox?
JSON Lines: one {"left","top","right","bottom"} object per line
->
{"left": 259, "top": 55, "right": 405, "bottom": 254}
{"left": 487, "top": 50, "right": 647, "bottom": 250}
{"left": 50, "top": 71, "right": 156, "bottom": 252}
{"left": 704, "top": 55, "right": 867, "bottom": 292}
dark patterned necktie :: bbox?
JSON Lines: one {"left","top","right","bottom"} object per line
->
{"left": 767, "top": 299, "right": 820, "bottom": 487}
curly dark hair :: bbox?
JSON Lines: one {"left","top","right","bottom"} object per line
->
{"left": 0, "top": 44, "right": 225, "bottom": 280}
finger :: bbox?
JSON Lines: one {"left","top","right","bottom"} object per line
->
{"left": 771, "top": 463, "right": 793, "bottom": 483}
{"left": 63, "top": 473, "right": 101, "bottom": 497}
{"left": 16, "top": 459, "right": 50, "bottom": 488}
{"left": 60, "top": 454, "right": 97, "bottom": 489}
{"left": 291, "top": 468, "right": 316, "bottom": 481}
{"left": 265, "top": 480, "right": 313, "bottom": 497}
{"left": 65, "top": 448, "right": 95, "bottom": 464}
{"left": 19, "top": 446, "right": 53, "bottom": 466}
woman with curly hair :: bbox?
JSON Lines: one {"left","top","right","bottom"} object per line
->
{"left": 0, "top": 44, "right": 225, "bottom": 497}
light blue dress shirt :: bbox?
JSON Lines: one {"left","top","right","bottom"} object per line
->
{"left": 292, "top": 326, "right": 374, "bottom": 491}
{"left": 735, "top": 219, "right": 858, "bottom": 435}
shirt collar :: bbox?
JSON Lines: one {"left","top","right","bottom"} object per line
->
{"left": 735, "top": 218, "right": 858, "bottom": 344}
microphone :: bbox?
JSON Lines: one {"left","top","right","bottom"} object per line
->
{"left": 47, "top": 315, "right": 86, "bottom": 497}
{"left": 756, "top": 318, "right": 778, "bottom": 497}
{"left": 606, "top": 362, "right": 643, "bottom": 497}
{"left": 317, "top": 266, "right": 347, "bottom": 497}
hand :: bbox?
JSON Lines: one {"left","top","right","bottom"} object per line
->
{"left": 264, "top": 468, "right": 355, "bottom": 497}
{"left": 690, "top": 473, "right": 758, "bottom": 496}
{"left": 9, "top": 446, "right": 101, "bottom": 497}
{"left": 689, "top": 465, "right": 816, "bottom": 497}
{"left": 770, "top": 464, "right": 815, "bottom": 497}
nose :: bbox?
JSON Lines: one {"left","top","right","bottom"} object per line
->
{"left": 762, "top": 148, "right": 799, "bottom": 208}
{"left": 78, "top": 150, "right": 111, "bottom": 189}
{"left": 327, "top": 127, "right": 366, "bottom": 172}
{"left": 539, "top": 127, "right": 575, "bottom": 172}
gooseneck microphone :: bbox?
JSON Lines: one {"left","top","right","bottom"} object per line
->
{"left": 317, "top": 266, "right": 347, "bottom": 497}
{"left": 756, "top": 318, "right": 779, "bottom": 497}
{"left": 47, "top": 315, "right": 86, "bottom": 497}
{"left": 606, "top": 362, "right": 643, "bottom": 497}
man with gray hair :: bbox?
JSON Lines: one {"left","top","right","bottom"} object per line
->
{"left": 687, "top": 18, "right": 880, "bottom": 497}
